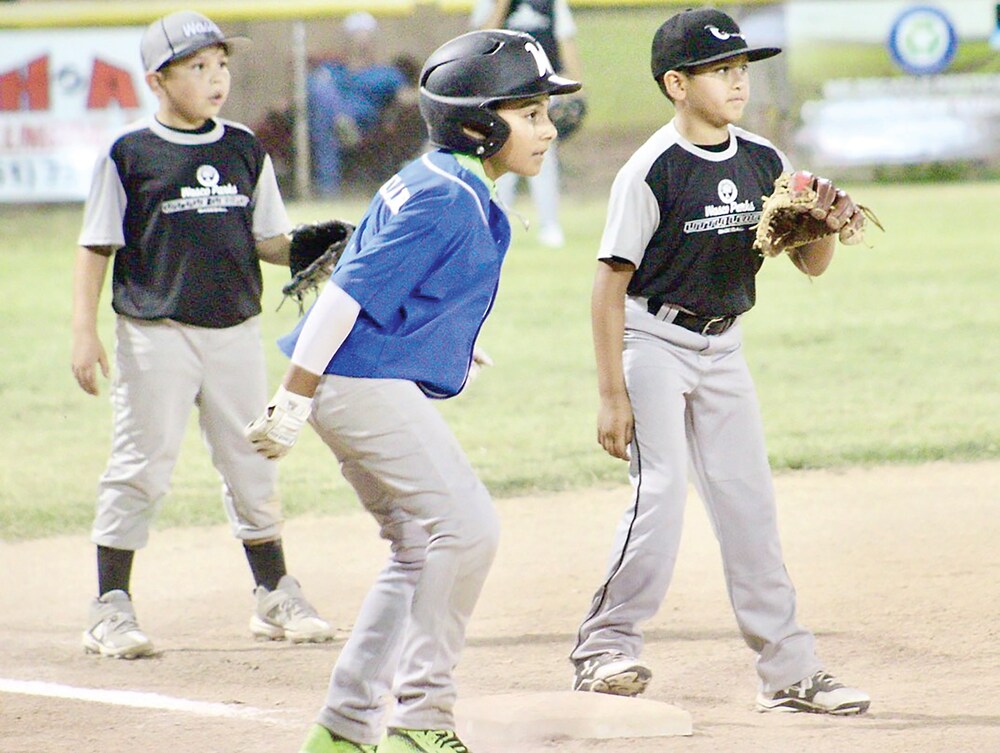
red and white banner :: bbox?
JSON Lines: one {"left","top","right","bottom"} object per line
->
{"left": 0, "top": 27, "right": 155, "bottom": 203}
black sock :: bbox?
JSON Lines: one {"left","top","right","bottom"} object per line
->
{"left": 97, "top": 545, "right": 135, "bottom": 596}
{"left": 244, "top": 540, "right": 287, "bottom": 591}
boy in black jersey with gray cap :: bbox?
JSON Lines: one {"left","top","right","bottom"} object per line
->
{"left": 569, "top": 7, "right": 870, "bottom": 715}
{"left": 71, "top": 10, "right": 332, "bottom": 658}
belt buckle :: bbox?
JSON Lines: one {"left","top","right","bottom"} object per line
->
{"left": 701, "top": 316, "right": 726, "bottom": 336}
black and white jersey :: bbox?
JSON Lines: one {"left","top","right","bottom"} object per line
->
{"left": 79, "top": 116, "right": 291, "bottom": 328}
{"left": 471, "top": 0, "right": 577, "bottom": 73}
{"left": 500, "top": 0, "right": 561, "bottom": 71}
{"left": 598, "top": 120, "right": 791, "bottom": 317}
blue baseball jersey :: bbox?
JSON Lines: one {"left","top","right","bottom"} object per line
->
{"left": 279, "top": 150, "right": 512, "bottom": 398}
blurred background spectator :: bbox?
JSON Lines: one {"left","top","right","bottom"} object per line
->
{"left": 253, "top": 13, "right": 425, "bottom": 198}
{"left": 308, "top": 12, "right": 404, "bottom": 196}
{"left": 338, "top": 52, "right": 425, "bottom": 194}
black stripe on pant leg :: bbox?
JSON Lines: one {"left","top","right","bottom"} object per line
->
{"left": 572, "top": 430, "right": 644, "bottom": 656}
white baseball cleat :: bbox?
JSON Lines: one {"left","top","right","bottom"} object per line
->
{"left": 250, "top": 575, "right": 333, "bottom": 643}
{"left": 756, "top": 670, "right": 870, "bottom": 715}
{"left": 82, "top": 590, "right": 155, "bottom": 659}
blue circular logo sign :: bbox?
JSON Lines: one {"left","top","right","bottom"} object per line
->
{"left": 888, "top": 6, "right": 957, "bottom": 75}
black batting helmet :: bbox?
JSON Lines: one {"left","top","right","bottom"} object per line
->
{"left": 419, "top": 29, "right": 581, "bottom": 158}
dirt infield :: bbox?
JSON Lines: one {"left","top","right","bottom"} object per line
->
{"left": 2, "top": 461, "right": 998, "bottom": 753}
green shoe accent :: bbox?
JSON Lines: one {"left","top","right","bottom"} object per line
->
{"left": 377, "top": 728, "right": 470, "bottom": 753}
{"left": 299, "top": 723, "right": 376, "bottom": 753}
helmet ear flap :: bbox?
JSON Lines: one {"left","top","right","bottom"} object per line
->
{"left": 417, "top": 95, "right": 512, "bottom": 159}
{"left": 460, "top": 106, "right": 512, "bottom": 158}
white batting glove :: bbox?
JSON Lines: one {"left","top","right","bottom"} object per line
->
{"left": 244, "top": 386, "right": 313, "bottom": 460}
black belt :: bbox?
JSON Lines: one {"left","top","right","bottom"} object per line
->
{"left": 646, "top": 298, "right": 737, "bottom": 336}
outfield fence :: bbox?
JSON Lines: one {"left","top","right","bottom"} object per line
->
{"left": 2, "top": 1, "right": 996, "bottom": 203}
{"left": 0, "top": 0, "right": 776, "bottom": 28}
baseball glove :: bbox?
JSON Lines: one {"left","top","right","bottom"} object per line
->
{"left": 548, "top": 96, "right": 587, "bottom": 141}
{"left": 753, "top": 171, "right": 883, "bottom": 258}
{"left": 282, "top": 219, "right": 355, "bottom": 312}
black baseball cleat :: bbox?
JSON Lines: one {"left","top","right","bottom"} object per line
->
{"left": 756, "top": 670, "right": 870, "bottom": 715}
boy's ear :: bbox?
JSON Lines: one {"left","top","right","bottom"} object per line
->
{"left": 662, "top": 71, "right": 687, "bottom": 101}
{"left": 145, "top": 69, "right": 166, "bottom": 95}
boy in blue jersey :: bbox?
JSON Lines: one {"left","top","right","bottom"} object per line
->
{"left": 245, "top": 30, "right": 581, "bottom": 753}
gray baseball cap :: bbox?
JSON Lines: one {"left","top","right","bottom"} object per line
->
{"left": 140, "top": 11, "right": 249, "bottom": 72}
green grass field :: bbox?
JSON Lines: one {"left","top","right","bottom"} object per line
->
{"left": 1, "top": 182, "right": 998, "bottom": 541}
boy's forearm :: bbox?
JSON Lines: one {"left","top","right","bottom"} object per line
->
{"left": 484, "top": 0, "right": 513, "bottom": 29}
{"left": 559, "top": 38, "right": 584, "bottom": 82}
{"left": 72, "top": 246, "right": 112, "bottom": 333}
{"left": 282, "top": 365, "right": 322, "bottom": 398}
{"left": 257, "top": 234, "right": 291, "bottom": 265}
{"left": 593, "top": 313, "right": 627, "bottom": 398}
{"left": 591, "top": 263, "right": 632, "bottom": 399}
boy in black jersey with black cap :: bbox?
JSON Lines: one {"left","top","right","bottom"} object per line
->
{"left": 71, "top": 10, "right": 332, "bottom": 659}
{"left": 569, "top": 7, "right": 870, "bottom": 715}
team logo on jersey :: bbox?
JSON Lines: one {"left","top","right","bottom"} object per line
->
{"left": 161, "top": 163, "right": 249, "bottom": 215}
{"left": 683, "top": 178, "right": 761, "bottom": 236}
{"left": 717, "top": 179, "right": 739, "bottom": 205}
{"left": 196, "top": 164, "right": 220, "bottom": 187}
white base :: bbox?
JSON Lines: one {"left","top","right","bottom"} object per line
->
{"left": 455, "top": 690, "right": 692, "bottom": 744}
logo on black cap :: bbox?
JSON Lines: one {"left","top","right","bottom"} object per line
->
{"left": 706, "top": 25, "right": 745, "bottom": 42}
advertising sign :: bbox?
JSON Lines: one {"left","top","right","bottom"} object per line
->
{"left": 0, "top": 27, "right": 155, "bottom": 203}
{"left": 887, "top": 5, "right": 958, "bottom": 75}
{"left": 786, "top": 0, "right": 1000, "bottom": 169}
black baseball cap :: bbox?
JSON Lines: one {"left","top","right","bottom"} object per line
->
{"left": 651, "top": 7, "right": 781, "bottom": 81}
{"left": 140, "top": 11, "right": 249, "bottom": 72}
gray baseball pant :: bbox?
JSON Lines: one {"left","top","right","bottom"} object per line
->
{"left": 92, "top": 315, "right": 283, "bottom": 550}
{"left": 309, "top": 376, "right": 499, "bottom": 745}
{"left": 572, "top": 308, "right": 822, "bottom": 693}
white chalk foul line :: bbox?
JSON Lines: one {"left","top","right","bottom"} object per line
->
{"left": 0, "top": 677, "right": 297, "bottom": 727}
